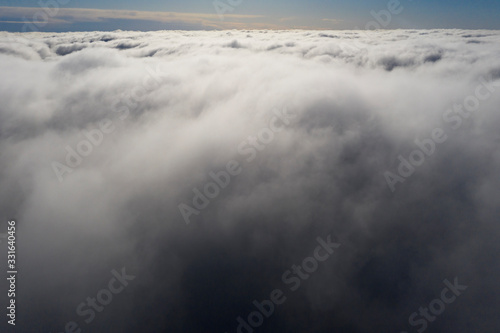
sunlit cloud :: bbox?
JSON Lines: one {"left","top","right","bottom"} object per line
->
{"left": 0, "top": 6, "right": 287, "bottom": 30}
{"left": 0, "top": 29, "right": 499, "bottom": 332}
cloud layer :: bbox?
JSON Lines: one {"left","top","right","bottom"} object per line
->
{"left": 0, "top": 29, "right": 500, "bottom": 332}
{"left": 0, "top": 6, "right": 286, "bottom": 31}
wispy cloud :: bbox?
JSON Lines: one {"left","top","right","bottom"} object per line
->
{"left": 0, "top": 6, "right": 289, "bottom": 30}
{"left": 322, "top": 18, "right": 343, "bottom": 25}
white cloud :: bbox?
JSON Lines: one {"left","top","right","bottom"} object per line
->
{"left": 1, "top": 29, "right": 500, "bottom": 332}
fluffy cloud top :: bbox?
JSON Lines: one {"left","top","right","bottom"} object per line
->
{"left": 0, "top": 29, "right": 499, "bottom": 332}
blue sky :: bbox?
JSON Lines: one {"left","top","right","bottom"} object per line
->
{"left": 1, "top": 0, "right": 499, "bottom": 31}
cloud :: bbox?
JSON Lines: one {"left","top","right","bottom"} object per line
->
{"left": 322, "top": 18, "right": 343, "bottom": 25}
{"left": 0, "top": 29, "right": 500, "bottom": 332}
{"left": 0, "top": 6, "right": 284, "bottom": 31}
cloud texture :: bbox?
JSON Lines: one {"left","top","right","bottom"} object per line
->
{"left": 0, "top": 6, "right": 277, "bottom": 31}
{"left": 0, "top": 29, "right": 500, "bottom": 332}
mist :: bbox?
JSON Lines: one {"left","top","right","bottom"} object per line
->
{"left": 0, "top": 29, "right": 499, "bottom": 333}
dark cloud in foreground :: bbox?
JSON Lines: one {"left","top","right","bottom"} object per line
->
{"left": 0, "top": 30, "right": 499, "bottom": 333}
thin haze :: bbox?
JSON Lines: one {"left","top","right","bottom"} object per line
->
{"left": 0, "top": 0, "right": 500, "bottom": 31}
